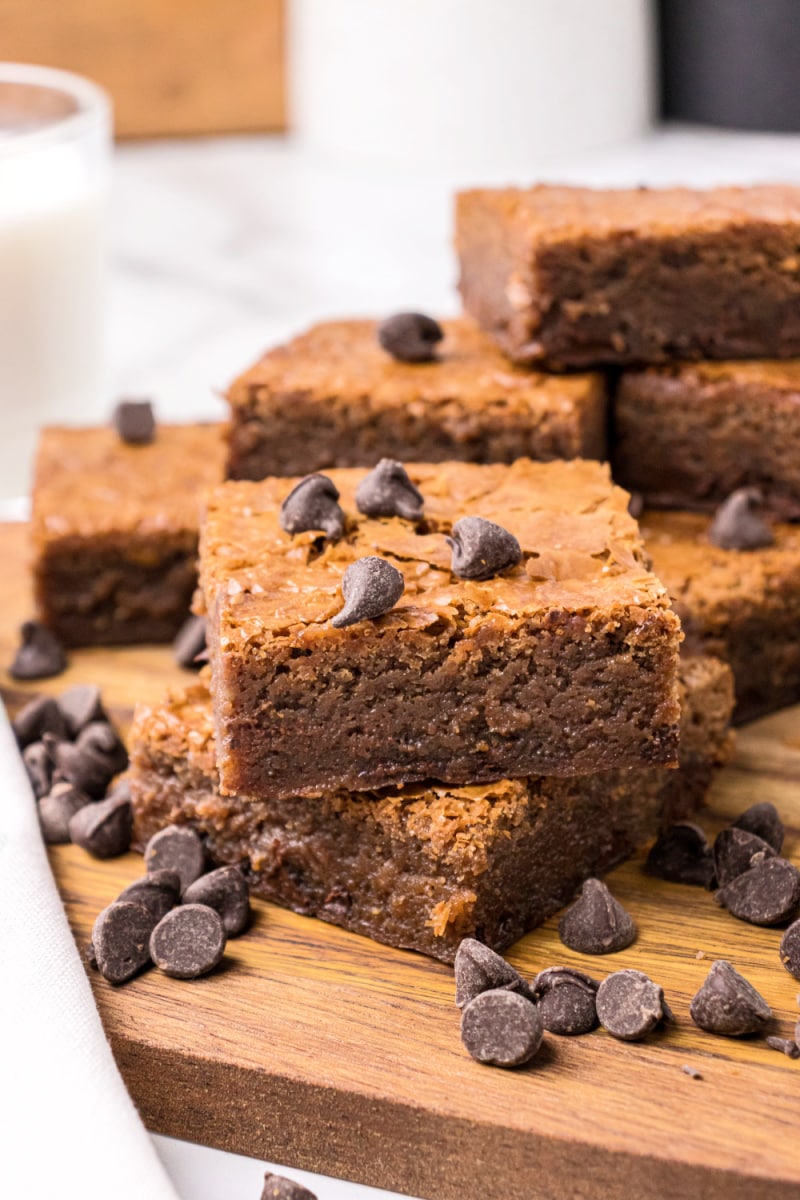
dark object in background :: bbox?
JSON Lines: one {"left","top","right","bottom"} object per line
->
{"left": 660, "top": 0, "right": 800, "bottom": 132}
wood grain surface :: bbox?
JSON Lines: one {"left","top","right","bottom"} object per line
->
{"left": 3, "top": 521, "right": 800, "bottom": 1200}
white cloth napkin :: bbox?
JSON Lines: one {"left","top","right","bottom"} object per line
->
{"left": 0, "top": 699, "right": 179, "bottom": 1200}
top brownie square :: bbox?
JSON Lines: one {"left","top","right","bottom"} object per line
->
{"left": 456, "top": 184, "right": 800, "bottom": 367}
{"left": 199, "top": 459, "right": 682, "bottom": 800}
{"left": 225, "top": 317, "right": 606, "bottom": 479}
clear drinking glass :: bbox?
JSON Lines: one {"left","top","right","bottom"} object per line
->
{"left": 0, "top": 63, "right": 111, "bottom": 499}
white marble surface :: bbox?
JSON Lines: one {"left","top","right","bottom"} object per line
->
{"left": 34, "top": 125, "right": 800, "bottom": 1198}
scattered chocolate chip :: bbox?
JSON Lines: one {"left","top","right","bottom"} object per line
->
{"left": 460, "top": 988, "right": 543, "bottom": 1067}
{"left": 714, "top": 857, "right": 800, "bottom": 925}
{"left": 681, "top": 1064, "right": 702, "bottom": 1080}
{"left": 355, "top": 459, "right": 424, "bottom": 522}
{"left": 43, "top": 734, "right": 116, "bottom": 799}
{"left": 558, "top": 878, "right": 636, "bottom": 955}
{"left": 645, "top": 822, "right": 716, "bottom": 888}
{"left": 596, "top": 969, "right": 669, "bottom": 1041}
{"left": 38, "top": 781, "right": 90, "bottom": 844}
{"left": 766, "top": 1035, "right": 800, "bottom": 1059}
{"left": 144, "top": 824, "right": 206, "bottom": 890}
{"left": 9, "top": 620, "right": 67, "bottom": 680}
{"left": 708, "top": 488, "right": 774, "bottom": 551}
{"left": 149, "top": 904, "right": 226, "bottom": 979}
{"left": 779, "top": 919, "right": 800, "bottom": 980}
{"left": 377, "top": 312, "right": 443, "bottom": 363}
{"left": 117, "top": 870, "right": 182, "bottom": 924}
{"left": 261, "top": 1172, "right": 318, "bottom": 1200}
{"left": 446, "top": 516, "right": 522, "bottom": 581}
{"left": 182, "top": 865, "right": 250, "bottom": 936}
{"left": 69, "top": 791, "right": 132, "bottom": 858}
{"left": 280, "top": 474, "right": 345, "bottom": 540}
{"left": 733, "top": 802, "right": 785, "bottom": 854}
{"left": 12, "top": 695, "right": 67, "bottom": 748}
{"left": 92, "top": 901, "right": 153, "bottom": 985}
{"left": 331, "top": 556, "right": 405, "bottom": 629}
{"left": 454, "top": 938, "right": 532, "bottom": 1008}
{"left": 112, "top": 398, "right": 155, "bottom": 445}
{"left": 627, "top": 492, "right": 644, "bottom": 519}
{"left": 532, "top": 966, "right": 599, "bottom": 1036}
{"left": 57, "top": 683, "right": 105, "bottom": 738}
{"left": 173, "top": 614, "right": 207, "bottom": 670}
{"left": 76, "top": 720, "right": 129, "bottom": 774}
{"left": 689, "top": 960, "right": 771, "bottom": 1036}
{"left": 22, "top": 740, "right": 52, "bottom": 798}
{"left": 713, "top": 827, "right": 776, "bottom": 888}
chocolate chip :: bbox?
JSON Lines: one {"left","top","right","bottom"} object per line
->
{"left": 766, "top": 1035, "right": 800, "bottom": 1059}
{"left": 112, "top": 398, "right": 155, "bottom": 445}
{"left": 713, "top": 827, "right": 776, "bottom": 888}
{"left": 144, "top": 824, "right": 206, "bottom": 890}
{"left": 714, "top": 857, "right": 800, "bottom": 925}
{"left": 69, "top": 791, "right": 132, "bottom": 858}
{"left": 13, "top": 695, "right": 67, "bottom": 748}
{"left": 57, "top": 683, "right": 105, "bottom": 738}
{"left": 261, "top": 1172, "right": 318, "bottom": 1200}
{"left": 38, "top": 781, "right": 90, "bottom": 844}
{"left": 182, "top": 865, "right": 250, "bottom": 936}
{"left": 454, "top": 938, "right": 532, "bottom": 1008}
{"left": 558, "top": 878, "right": 636, "bottom": 955}
{"left": 627, "top": 492, "right": 644, "bottom": 519}
{"left": 460, "top": 988, "right": 543, "bottom": 1067}
{"left": 447, "top": 516, "right": 521, "bottom": 581}
{"left": 149, "top": 904, "right": 226, "bottom": 979}
{"left": 377, "top": 312, "right": 443, "bottom": 363}
{"left": 681, "top": 1065, "right": 702, "bottom": 1080}
{"left": 331, "top": 556, "right": 404, "bottom": 629}
{"left": 779, "top": 918, "right": 800, "bottom": 980}
{"left": 708, "top": 488, "right": 774, "bottom": 551}
{"left": 117, "top": 870, "right": 182, "bottom": 923}
{"left": 532, "top": 966, "right": 599, "bottom": 1036}
{"left": 596, "top": 969, "right": 669, "bottom": 1041}
{"left": 92, "top": 901, "right": 153, "bottom": 985}
{"left": 86, "top": 941, "right": 98, "bottom": 970}
{"left": 355, "top": 459, "right": 424, "bottom": 522}
{"left": 645, "top": 822, "right": 716, "bottom": 887}
{"left": 9, "top": 621, "right": 66, "bottom": 680}
{"left": 76, "top": 720, "right": 129, "bottom": 775}
{"left": 173, "top": 614, "right": 206, "bottom": 670}
{"left": 733, "top": 802, "right": 785, "bottom": 854}
{"left": 22, "top": 740, "right": 52, "bottom": 798}
{"left": 280, "top": 474, "right": 345, "bottom": 540}
{"left": 689, "top": 960, "right": 771, "bottom": 1036}
{"left": 43, "top": 734, "right": 116, "bottom": 799}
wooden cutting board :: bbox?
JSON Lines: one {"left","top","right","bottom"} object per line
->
{"left": 3, "top": 521, "right": 800, "bottom": 1200}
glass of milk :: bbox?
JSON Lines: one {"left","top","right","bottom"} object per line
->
{"left": 0, "top": 63, "right": 111, "bottom": 500}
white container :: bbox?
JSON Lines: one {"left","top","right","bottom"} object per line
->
{"left": 289, "top": 0, "right": 655, "bottom": 178}
{"left": 0, "top": 64, "right": 111, "bottom": 499}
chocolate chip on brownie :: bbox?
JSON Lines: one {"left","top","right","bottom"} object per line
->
{"left": 112, "top": 398, "right": 156, "bottom": 445}
{"left": 446, "top": 516, "right": 522, "bottom": 581}
{"left": 733, "top": 802, "right": 785, "bottom": 854}
{"left": 182, "top": 865, "right": 250, "bottom": 936}
{"left": 280, "top": 473, "right": 345, "bottom": 540}
{"left": 714, "top": 857, "right": 800, "bottom": 925}
{"left": 596, "top": 969, "right": 669, "bottom": 1041}
{"left": 355, "top": 459, "right": 424, "bottom": 521}
{"left": 331, "top": 556, "right": 405, "bottom": 629}
{"left": 69, "top": 790, "right": 133, "bottom": 858}
{"left": 645, "top": 822, "right": 716, "bottom": 888}
{"left": 708, "top": 488, "right": 774, "bottom": 551}
{"left": 22, "top": 740, "right": 53, "bottom": 798}
{"left": 261, "top": 1172, "right": 318, "bottom": 1200}
{"left": 173, "top": 614, "right": 207, "bottom": 670}
{"left": 57, "top": 683, "right": 106, "bottom": 739}
{"left": 690, "top": 960, "right": 770, "bottom": 1036}
{"left": 149, "top": 904, "right": 226, "bottom": 979}
{"left": 377, "top": 312, "right": 443, "bottom": 363}
{"left": 9, "top": 620, "right": 67, "bottom": 680}
{"left": 779, "top": 918, "right": 800, "bottom": 979}
{"left": 460, "top": 988, "right": 543, "bottom": 1067}
{"left": 144, "top": 824, "right": 206, "bottom": 890}
{"left": 532, "top": 966, "right": 599, "bottom": 1036}
{"left": 117, "top": 870, "right": 182, "bottom": 924}
{"left": 454, "top": 938, "right": 532, "bottom": 1008}
{"left": 558, "top": 878, "right": 636, "bottom": 955}
{"left": 765, "top": 1035, "right": 800, "bottom": 1059}
{"left": 38, "top": 781, "right": 90, "bottom": 844}
{"left": 713, "top": 827, "right": 776, "bottom": 888}
{"left": 12, "top": 695, "right": 67, "bottom": 748}
{"left": 92, "top": 900, "right": 154, "bottom": 985}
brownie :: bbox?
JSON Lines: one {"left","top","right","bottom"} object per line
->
{"left": 615, "top": 360, "right": 800, "bottom": 519}
{"left": 225, "top": 318, "right": 607, "bottom": 479}
{"left": 128, "top": 657, "right": 734, "bottom": 962}
{"left": 198, "top": 459, "right": 682, "bottom": 799}
{"left": 643, "top": 508, "right": 800, "bottom": 721}
{"left": 455, "top": 184, "right": 800, "bottom": 367}
{"left": 32, "top": 423, "right": 226, "bottom": 646}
